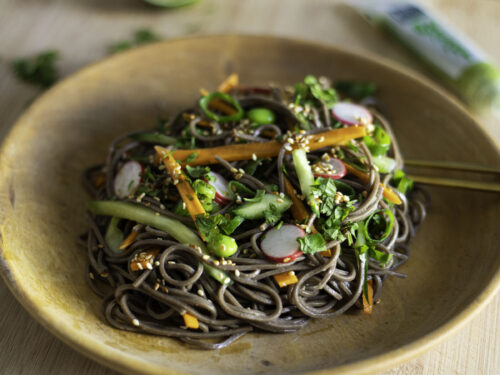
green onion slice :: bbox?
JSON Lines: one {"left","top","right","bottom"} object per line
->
{"left": 199, "top": 92, "right": 244, "bottom": 123}
{"left": 363, "top": 209, "right": 395, "bottom": 243}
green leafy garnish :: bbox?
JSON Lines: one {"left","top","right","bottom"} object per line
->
{"left": 110, "top": 28, "right": 163, "bottom": 54}
{"left": 304, "top": 75, "right": 338, "bottom": 107}
{"left": 219, "top": 215, "right": 245, "bottom": 235}
{"left": 368, "top": 247, "right": 393, "bottom": 267}
{"left": 295, "top": 76, "right": 338, "bottom": 108}
{"left": 11, "top": 50, "right": 60, "bottom": 88}
{"left": 264, "top": 203, "right": 282, "bottom": 225}
{"left": 186, "top": 165, "right": 210, "bottom": 179}
{"left": 334, "top": 80, "right": 376, "bottom": 100}
{"left": 196, "top": 215, "right": 222, "bottom": 240}
{"left": 297, "top": 233, "right": 327, "bottom": 254}
{"left": 312, "top": 177, "right": 357, "bottom": 242}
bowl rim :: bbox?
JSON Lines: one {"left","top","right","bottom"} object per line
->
{"left": 0, "top": 34, "right": 499, "bottom": 375}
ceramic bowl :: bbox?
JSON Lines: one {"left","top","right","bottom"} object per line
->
{"left": 0, "top": 35, "right": 498, "bottom": 375}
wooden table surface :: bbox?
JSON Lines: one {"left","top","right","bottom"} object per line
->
{"left": 0, "top": 0, "right": 498, "bottom": 374}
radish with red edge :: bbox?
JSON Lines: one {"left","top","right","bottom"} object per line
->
{"left": 206, "top": 171, "right": 232, "bottom": 206}
{"left": 313, "top": 158, "right": 346, "bottom": 180}
{"left": 331, "top": 102, "right": 372, "bottom": 126}
{"left": 261, "top": 224, "right": 305, "bottom": 263}
{"left": 114, "top": 161, "right": 143, "bottom": 198}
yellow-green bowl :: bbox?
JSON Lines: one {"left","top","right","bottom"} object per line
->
{"left": 0, "top": 35, "right": 498, "bottom": 375}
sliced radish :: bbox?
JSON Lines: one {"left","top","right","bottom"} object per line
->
{"left": 261, "top": 224, "right": 305, "bottom": 263}
{"left": 114, "top": 161, "right": 142, "bottom": 198}
{"left": 206, "top": 172, "right": 232, "bottom": 206}
{"left": 312, "top": 158, "right": 346, "bottom": 179}
{"left": 331, "top": 102, "right": 372, "bottom": 126}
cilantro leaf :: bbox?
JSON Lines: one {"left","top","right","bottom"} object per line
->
{"left": 196, "top": 215, "right": 222, "bottom": 241}
{"left": 368, "top": 247, "right": 393, "bottom": 267}
{"left": 11, "top": 50, "right": 60, "bottom": 88}
{"left": 264, "top": 203, "right": 282, "bottom": 225}
{"left": 297, "top": 233, "right": 327, "bottom": 254}
{"left": 219, "top": 215, "right": 245, "bottom": 235}
{"left": 186, "top": 165, "right": 210, "bottom": 179}
{"left": 110, "top": 28, "right": 162, "bottom": 54}
{"left": 303, "top": 75, "right": 338, "bottom": 107}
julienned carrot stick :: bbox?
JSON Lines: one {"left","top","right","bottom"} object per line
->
{"left": 172, "top": 126, "right": 366, "bottom": 166}
{"left": 154, "top": 146, "right": 206, "bottom": 221}
{"left": 283, "top": 177, "right": 309, "bottom": 223}
{"left": 217, "top": 73, "right": 239, "bottom": 93}
{"left": 344, "top": 163, "right": 402, "bottom": 205}
{"left": 362, "top": 279, "right": 374, "bottom": 314}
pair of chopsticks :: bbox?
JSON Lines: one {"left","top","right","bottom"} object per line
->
{"left": 404, "top": 159, "right": 500, "bottom": 193}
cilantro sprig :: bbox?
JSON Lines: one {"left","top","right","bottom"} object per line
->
{"left": 11, "top": 50, "right": 60, "bottom": 88}
{"left": 297, "top": 233, "right": 327, "bottom": 254}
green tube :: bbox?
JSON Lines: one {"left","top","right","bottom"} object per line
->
{"left": 88, "top": 200, "right": 230, "bottom": 284}
{"left": 352, "top": 1, "right": 500, "bottom": 112}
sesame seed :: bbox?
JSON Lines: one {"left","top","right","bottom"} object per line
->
{"left": 259, "top": 224, "right": 267, "bottom": 231}
{"left": 223, "top": 277, "right": 231, "bottom": 284}
{"left": 230, "top": 167, "right": 238, "bottom": 173}
{"left": 155, "top": 212, "right": 160, "bottom": 216}
{"left": 238, "top": 168, "right": 245, "bottom": 174}
{"left": 154, "top": 261, "right": 160, "bottom": 266}
{"left": 283, "top": 257, "right": 291, "bottom": 263}
{"left": 89, "top": 272, "right": 94, "bottom": 280}
{"left": 235, "top": 270, "right": 241, "bottom": 277}
{"left": 137, "top": 263, "right": 143, "bottom": 270}
{"left": 213, "top": 260, "right": 220, "bottom": 266}
{"left": 162, "top": 286, "right": 169, "bottom": 293}
{"left": 221, "top": 244, "right": 226, "bottom": 251}
{"left": 182, "top": 202, "right": 186, "bottom": 210}
{"left": 146, "top": 263, "right": 153, "bottom": 270}
{"left": 132, "top": 319, "right": 140, "bottom": 326}
{"left": 218, "top": 272, "right": 224, "bottom": 278}
{"left": 276, "top": 198, "right": 284, "bottom": 204}
{"left": 168, "top": 261, "right": 175, "bottom": 265}
{"left": 154, "top": 283, "right": 160, "bottom": 291}
{"left": 197, "top": 289, "right": 205, "bottom": 297}
{"left": 289, "top": 271, "right": 295, "bottom": 276}
{"left": 202, "top": 254, "right": 210, "bottom": 260}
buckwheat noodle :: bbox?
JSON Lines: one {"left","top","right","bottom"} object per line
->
{"left": 82, "top": 80, "right": 427, "bottom": 350}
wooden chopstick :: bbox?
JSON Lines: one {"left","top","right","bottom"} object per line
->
{"left": 405, "top": 159, "right": 500, "bottom": 174}
{"left": 404, "top": 159, "right": 500, "bottom": 192}
{"left": 406, "top": 174, "right": 500, "bottom": 193}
